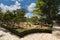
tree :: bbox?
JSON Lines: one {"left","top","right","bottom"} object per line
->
{"left": 0, "top": 8, "right": 3, "bottom": 26}
{"left": 3, "top": 11, "right": 14, "bottom": 27}
{"left": 13, "top": 8, "right": 26, "bottom": 27}
{"left": 30, "top": 16, "right": 38, "bottom": 24}
{"left": 56, "top": 14, "right": 60, "bottom": 26}
{"left": 34, "top": 0, "right": 60, "bottom": 27}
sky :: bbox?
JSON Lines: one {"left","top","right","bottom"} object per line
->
{"left": 0, "top": 0, "right": 37, "bottom": 17}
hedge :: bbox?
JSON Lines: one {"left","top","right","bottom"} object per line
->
{"left": 0, "top": 25, "right": 52, "bottom": 37}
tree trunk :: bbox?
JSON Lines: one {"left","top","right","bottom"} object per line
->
{"left": 41, "top": 21, "right": 42, "bottom": 28}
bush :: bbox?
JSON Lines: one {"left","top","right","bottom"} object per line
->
{"left": 15, "top": 28, "right": 52, "bottom": 37}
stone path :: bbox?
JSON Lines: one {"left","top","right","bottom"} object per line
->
{"left": 20, "top": 33, "right": 60, "bottom": 40}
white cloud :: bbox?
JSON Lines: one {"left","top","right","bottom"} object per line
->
{"left": 28, "top": 3, "right": 36, "bottom": 12}
{"left": 11, "top": 0, "right": 23, "bottom": 1}
{"left": 25, "top": 13, "right": 33, "bottom": 18}
{"left": 0, "top": 1, "right": 21, "bottom": 12}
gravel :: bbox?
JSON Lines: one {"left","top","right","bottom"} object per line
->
{"left": 0, "top": 30, "right": 60, "bottom": 40}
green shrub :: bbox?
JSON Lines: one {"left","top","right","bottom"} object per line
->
{"left": 1, "top": 25, "right": 52, "bottom": 37}
{"left": 16, "top": 28, "right": 52, "bottom": 37}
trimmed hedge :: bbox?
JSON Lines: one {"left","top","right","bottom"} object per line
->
{"left": 16, "top": 29, "right": 52, "bottom": 37}
{"left": 1, "top": 25, "right": 52, "bottom": 37}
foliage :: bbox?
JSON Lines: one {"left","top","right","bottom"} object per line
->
{"left": 56, "top": 14, "right": 60, "bottom": 25}
{"left": 30, "top": 16, "right": 39, "bottom": 25}
{"left": 33, "top": 0, "right": 60, "bottom": 27}
{"left": 0, "top": 8, "right": 27, "bottom": 28}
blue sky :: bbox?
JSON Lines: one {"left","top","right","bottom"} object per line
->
{"left": 0, "top": 0, "right": 37, "bottom": 17}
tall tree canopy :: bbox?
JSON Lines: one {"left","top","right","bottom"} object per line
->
{"left": 34, "top": 0, "right": 60, "bottom": 27}
{"left": 0, "top": 8, "right": 26, "bottom": 28}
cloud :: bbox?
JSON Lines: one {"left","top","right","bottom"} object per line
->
{"left": 0, "top": 1, "right": 21, "bottom": 12}
{"left": 25, "top": 13, "right": 33, "bottom": 18}
{"left": 28, "top": 3, "right": 36, "bottom": 12}
{"left": 11, "top": 0, "right": 23, "bottom": 1}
